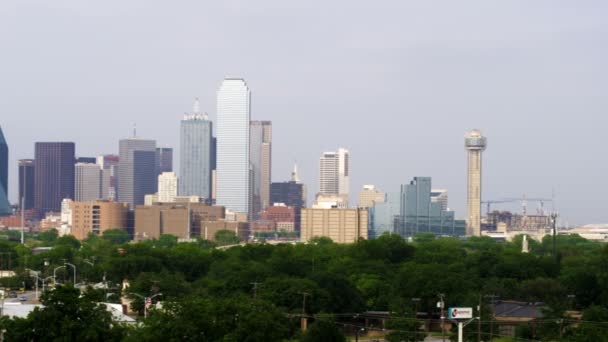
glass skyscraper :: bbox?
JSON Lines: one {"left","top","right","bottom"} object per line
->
{"left": 0, "top": 126, "right": 10, "bottom": 216}
{"left": 216, "top": 78, "right": 251, "bottom": 215}
{"left": 118, "top": 138, "right": 156, "bottom": 208}
{"left": 250, "top": 120, "right": 272, "bottom": 216}
{"left": 180, "top": 98, "right": 213, "bottom": 201}
{"left": 34, "top": 142, "right": 75, "bottom": 216}
{"left": 371, "top": 177, "right": 465, "bottom": 238}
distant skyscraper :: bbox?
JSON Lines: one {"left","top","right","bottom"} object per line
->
{"left": 0, "top": 127, "right": 10, "bottom": 216}
{"left": 18, "top": 159, "right": 35, "bottom": 210}
{"left": 358, "top": 185, "right": 385, "bottom": 208}
{"left": 75, "top": 163, "right": 102, "bottom": 201}
{"left": 34, "top": 142, "right": 75, "bottom": 215}
{"left": 118, "top": 138, "right": 156, "bottom": 208}
{"left": 216, "top": 78, "right": 251, "bottom": 215}
{"left": 370, "top": 192, "right": 400, "bottom": 238}
{"left": 158, "top": 172, "right": 178, "bottom": 203}
{"left": 465, "top": 130, "right": 487, "bottom": 237}
{"left": 179, "top": 98, "right": 213, "bottom": 201}
{"left": 397, "top": 177, "right": 465, "bottom": 237}
{"left": 155, "top": 147, "right": 173, "bottom": 176}
{"left": 319, "top": 148, "right": 349, "bottom": 196}
{"left": 250, "top": 120, "right": 272, "bottom": 216}
{"left": 97, "top": 155, "right": 119, "bottom": 201}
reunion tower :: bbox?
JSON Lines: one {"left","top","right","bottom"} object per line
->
{"left": 465, "top": 129, "right": 487, "bottom": 236}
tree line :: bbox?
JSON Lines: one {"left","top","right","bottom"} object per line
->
{"left": 0, "top": 229, "right": 606, "bottom": 341}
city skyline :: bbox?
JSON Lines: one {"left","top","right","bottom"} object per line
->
{"left": 2, "top": 1, "right": 607, "bottom": 225}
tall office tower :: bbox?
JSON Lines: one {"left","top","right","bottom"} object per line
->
{"left": 465, "top": 130, "right": 487, "bottom": 237}
{"left": 97, "top": 155, "right": 119, "bottom": 201}
{"left": 319, "top": 148, "right": 349, "bottom": 196}
{"left": 216, "top": 78, "right": 251, "bottom": 215}
{"left": 75, "top": 163, "right": 102, "bottom": 201}
{"left": 358, "top": 185, "right": 385, "bottom": 208}
{"left": 18, "top": 159, "right": 35, "bottom": 210}
{"left": 250, "top": 120, "right": 272, "bottom": 216}
{"left": 180, "top": 98, "right": 213, "bottom": 201}
{"left": 398, "top": 177, "right": 466, "bottom": 237}
{"left": 158, "top": 172, "right": 178, "bottom": 203}
{"left": 155, "top": 147, "right": 173, "bottom": 176}
{"left": 118, "top": 138, "right": 156, "bottom": 208}
{"left": 34, "top": 142, "right": 75, "bottom": 215}
{"left": 0, "top": 127, "right": 10, "bottom": 216}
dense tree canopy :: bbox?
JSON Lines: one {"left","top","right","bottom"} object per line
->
{"left": 0, "top": 230, "right": 606, "bottom": 340}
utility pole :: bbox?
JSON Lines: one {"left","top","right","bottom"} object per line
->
{"left": 551, "top": 212, "right": 558, "bottom": 259}
{"left": 250, "top": 282, "right": 261, "bottom": 299}
{"left": 438, "top": 293, "right": 446, "bottom": 342}
{"left": 477, "top": 294, "right": 482, "bottom": 342}
{"left": 300, "top": 292, "right": 310, "bottom": 332}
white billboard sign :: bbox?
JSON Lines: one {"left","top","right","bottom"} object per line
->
{"left": 448, "top": 307, "right": 473, "bottom": 319}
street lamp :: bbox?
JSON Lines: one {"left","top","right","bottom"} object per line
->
{"left": 130, "top": 292, "right": 163, "bottom": 318}
{"left": 25, "top": 269, "right": 41, "bottom": 299}
{"left": 53, "top": 266, "right": 66, "bottom": 285}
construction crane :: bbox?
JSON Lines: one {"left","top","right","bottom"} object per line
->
{"left": 482, "top": 197, "right": 553, "bottom": 216}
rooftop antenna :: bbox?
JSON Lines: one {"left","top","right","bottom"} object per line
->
{"left": 193, "top": 97, "right": 200, "bottom": 114}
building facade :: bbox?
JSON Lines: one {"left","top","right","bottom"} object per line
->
{"left": 0, "top": 127, "right": 10, "bottom": 216}
{"left": 465, "top": 130, "right": 487, "bottom": 236}
{"left": 358, "top": 185, "right": 385, "bottom": 208}
{"left": 300, "top": 208, "right": 368, "bottom": 243}
{"left": 18, "top": 159, "right": 35, "bottom": 210}
{"left": 249, "top": 120, "right": 272, "bottom": 216}
{"left": 118, "top": 138, "right": 156, "bottom": 208}
{"left": 270, "top": 180, "right": 305, "bottom": 231}
{"left": 370, "top": 192, "right": 400, "bottom": 238}
{"left": 155, "top": 147, "right": 173, "bottom": 177}
{"left": 216, "top": 78, "right": 251, "bottom": 215}
{"left": 70, "top": 201, "right": 129, "bottom": 240}
{"left": 75, "top": 163, "right": 102, "bottom": 202}
{"left": 97, "top": 155, "right": 119, "bottom": 201}
{"left": 134, "top": 203, "right": 225, "bottom": 241}
{"left": 34, "top": 142, "right": 75, "bottom": 216}
{"left": 398, "top": 177, "right": 466, "bottom": 237}
{"left": 431, "top": 189, "right": 449, "bottom": 211}
{"left": 319, "top": 148, "right": 349, "bottom": 197}
{"left": 158, "top": 172, "right": 178, "bottom": 203}
{"left": 179, "top": 99, "right": 213, "bottom": 201}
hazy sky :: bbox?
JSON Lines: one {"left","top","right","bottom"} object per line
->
{"left": 1, "top": 1, "right": 607, "bottom": 225}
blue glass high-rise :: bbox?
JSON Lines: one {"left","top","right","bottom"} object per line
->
{"left": 180, "top": 98, "right": 213, "bottom": 201}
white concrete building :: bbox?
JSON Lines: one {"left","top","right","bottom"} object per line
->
{"left": 158, "top": 172, "right": 178, "bottom": 203}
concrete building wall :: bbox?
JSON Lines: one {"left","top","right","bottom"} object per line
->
{"left": 75, "top": 163, "right": 102, "bottom": 202}
{"left": 300, "top": 208, "right": 368, "bottom": 243}
{"left": 71, "top": 201, "right": 129, "bottom": 240}
{"left": 200, "top": 220, "right": 249, "bottom": 241}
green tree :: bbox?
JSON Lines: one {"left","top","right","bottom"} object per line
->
{"left": 0, "top": 284, "right": 126, "bottom": 341}
{"left": 102, "top": 229, "right": 131, "bottom": 244}
{"left": 215, "top": 230, "right": 240, "bottom": 246}
{"left": 300, "top": 316, "right": 346, "bottom": 342}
